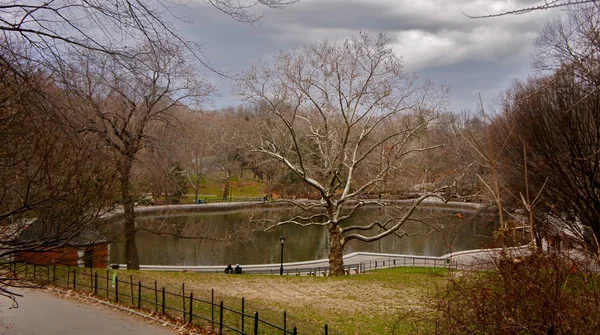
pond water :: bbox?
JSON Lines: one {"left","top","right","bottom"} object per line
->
{"left": 109, "top": 205, "right": 497, "bottom": 266}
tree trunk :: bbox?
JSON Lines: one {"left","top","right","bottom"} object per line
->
{"left": 194, "top": 174, "right": 200, "bottom": 203}
{"left": 328, "top": 224, "right": 345, "bottom": 276}
{"left": 222, "top": 175, "right": 230, "bottom": 200}
{"left": 120, "top": 158, "right": 140, "bottom": 270}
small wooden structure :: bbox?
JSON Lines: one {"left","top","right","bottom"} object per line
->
{"left": 13, "top": 219, "right": 109, "bottom": 268}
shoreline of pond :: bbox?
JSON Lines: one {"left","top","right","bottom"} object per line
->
{"left": 107, "top": 199, "right": 496, "bottom": 268}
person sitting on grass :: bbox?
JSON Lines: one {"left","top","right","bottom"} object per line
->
{"left": 234, "top": 264, "right": 242, "bottom": 274}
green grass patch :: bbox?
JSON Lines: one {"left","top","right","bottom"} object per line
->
{"left": 184, "top": 172, "right": 266, "bottom": 199}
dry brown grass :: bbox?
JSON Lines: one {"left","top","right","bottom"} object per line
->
{"left": 118, "top": 267, "right": 448, "bottom": 334}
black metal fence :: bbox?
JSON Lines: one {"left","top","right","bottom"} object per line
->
{"left": 10, "top": 262, "right": 332, "bottom": 335}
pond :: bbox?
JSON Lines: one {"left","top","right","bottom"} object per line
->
{"left": 109, "top": 204, "right": 497, "bottom": 266}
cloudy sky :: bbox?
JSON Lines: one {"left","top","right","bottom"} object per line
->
{"left": 169, "top": 0, "right": 563, "bottom": 112}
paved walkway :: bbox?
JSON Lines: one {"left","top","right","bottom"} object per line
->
{"left": 115, "top": 251, "right": 455, "bottom": 274}
{"left": 113, "top": 249, "right": 512, "bottom": 276}
{"left": 0, "top": 289, "right": 175, "bottom": 335}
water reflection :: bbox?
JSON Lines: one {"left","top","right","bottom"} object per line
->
{"left": 110, "top": 206, "right": 496, "bottom": 266}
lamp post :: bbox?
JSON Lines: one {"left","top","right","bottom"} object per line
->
{"left": 279, "top": 236, "right": 286, "bottom": 276}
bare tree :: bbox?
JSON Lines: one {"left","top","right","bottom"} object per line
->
{"left": 0, "top": 0, "right": 296, "bottom": 302}
{"left": 64, "top": 41, "right": 213, "bottom": 270}
{"left": 494, "top": 70, "right": 600, "bottom": 254}
{"left": 134, "top": 106, "right": 197, "bottom": 204}
{"left": 487, "top": 5, "right": 600, "bottom": 253}
{"left": 0, "top": 0, "right": 297, "bottom": 72}
{"left": 235, "top": 33, "right": 449, "bottom": 275}
{"left": 0, "top": 49, "right": 117, "bottom": 304}
{"left": 177, "top": 110, "right": 219, "bottom": 203}
{"left": 206, "top": 109, "right": 246, "bottom": 200}
{"left": 431, "top": 111, "right": 488, "bottom": 199}
{"left": 532, "top": 5, "right": 600, "bottom": 86}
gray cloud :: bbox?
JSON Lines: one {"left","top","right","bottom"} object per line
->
{"left": 171, "top": 0, "right": 563, "bottom": 111}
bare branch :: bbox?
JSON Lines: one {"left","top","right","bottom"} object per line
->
{"left": 463, "top": 0, "right": 597, "bottom": 18}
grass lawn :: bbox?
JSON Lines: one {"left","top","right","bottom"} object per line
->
{"left": 180, "top": 173, "right": 267, "bottom": 203}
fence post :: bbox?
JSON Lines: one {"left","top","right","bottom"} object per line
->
{"left": 154, "top": 281, "right": 158, "bottom": 312}
{"left": 189, "top": 292, "right": 193, "bottom": 324}
{"left": 115, "top": 276, "right": 119, "bottom": 303}
{"left": 33, "top": 264, "right": 36, "bottom": 280}
{"left": 94, "top": 272, "right": 98, "bottom": 295}
{"left": 162, "top": 287, "right": 166, "bottom": 314}
{"left": 283, "top": 310, "right": 287, "bottom": 334}
{"left": 66, "top": 265, "right": 69, "bottom": 286}
{"left": 138, "top": 281, "right": 142, "bottom": 309}
{"left": 89, "top": 268, "right": 93, "bottom": 292}
{"left": 47, "top": 265, "right": 50, "bottom": 283}
{"left": 73, "top": 269, "right": 77, "bottom": 290}
{"left": 241, "top": 297, "right": 245, "bottom": 333}
{"left": 211, "top": 288, "right": 215, "bottom": 330}
{"left": 106, "top": 270, "right": 109, "bottom": 299}
{"left": 182, "top": 283, "right": 186, "bottom": 321}
{"left": 254, "top": 312, "right": 259, "bottom": 335}
{"left": 53, "top": 264, "right": 56, "bottom": 285}
{"left": 325, "top": 324, "right": 329, "bottom": 335}
{"left": 130, "top": 275, "right": 134, "bottom": 305}
{"left": 219, "top": 300, "right": 223, "bottom": 333}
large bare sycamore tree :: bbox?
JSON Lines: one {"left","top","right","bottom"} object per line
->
{"left": 235, "top": 34, "right": 449, "bottom": 275}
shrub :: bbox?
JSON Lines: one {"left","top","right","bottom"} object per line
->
{"left": 431, "top": 251, "right": 600, "bottom": 334}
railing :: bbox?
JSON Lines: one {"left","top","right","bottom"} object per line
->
{"left": 9, "top": 262, "right": 333, "bottom": 335}
{"left": 200, "top": 197, "right": 266, "bottom": 204}
{"left": 192, "top": 255, "right": 457, "bottom": 276}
